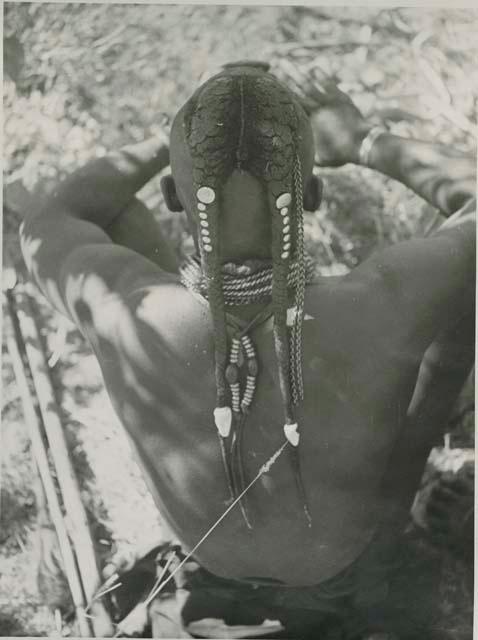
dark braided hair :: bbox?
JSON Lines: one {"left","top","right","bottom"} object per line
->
{"left": 178, "top": 64, "right": 314, "bottom": 521}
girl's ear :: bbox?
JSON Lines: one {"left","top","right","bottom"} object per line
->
{"left": 160, "top": 175, "right": 184, "bottom": 212}
{"left": 303, "top": 174, "right": 323, "bottom": 212}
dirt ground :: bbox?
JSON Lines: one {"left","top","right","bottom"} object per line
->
{"left": 2, "top": 4, "right": 476, "bottom": 638}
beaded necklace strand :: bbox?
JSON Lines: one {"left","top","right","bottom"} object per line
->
{"left": 180, "top": 254, "right": 316, "bottom": 306}
{"left": 180, "top": 253, "right": 317, "bottom": 526}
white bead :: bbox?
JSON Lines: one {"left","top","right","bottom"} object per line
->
{"left": 214, "top": 406, "right": 232, "bottom": 437}
{"left": 283, "top": 225, "right": 290, "bottom": 234}
{"left": 202, "top": 237, "right": 211, "bottom": 245}
{"left": 200, "top": 220, "right": 209, "bottom": 227}
{"left": 283, "top": 242, "right": 291, "bottom": 250}
{"left": 284, "top": 234, "right": 290, "bottom": 242}
{"left": 198, "top": 203, "right": 207, "bottom": 211}
{"left": 281, "top": 251, "right": 289, "bottom": 259}
{"left": 204, "top": 245, "right": 213, "bottom": 252}
{"left": 276, "top": 193, "right": 291, "bottom": 209}
{"left": 280, "top": 207, "right": 288, "bottom": 216}
{"left": 199, "top": 212, "right": 208, "bottom": 219}
{"left": 284, "top": 423, "right": 300, "bottom": 447}
{"left": 283, "top": 216, "right": 290, "bottom": 225}
{"left": 287, "top": 306, "right": 297, "bottom": 326}
{"left": 202, "top": 229, "right": 210, "bottom": 237}
{"left": 197, "top": 186, "right": 216, "bottom": 204}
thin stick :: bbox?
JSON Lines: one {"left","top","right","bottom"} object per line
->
{"left": 112, "top": 550, "right": 179, "bottom": 637}
{"left": 143, "top": 440, "right": 289, "bottom": 607}
{"left": 85, "top": 580, "right": 123, "bottom": 613}
{"left": 148, "top": 550, "right": 177, "bottom": 599}
{"left": 5, "top": 291, "right": 92, "bottom": 638}
{"left": 13, "top": 287, "right": 114, "bottom": 637}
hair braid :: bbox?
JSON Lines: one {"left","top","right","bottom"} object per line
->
{"left": 186, "top": 75, "right": 240, "bottom": 417}
{"left": 199, "top": 204, "right": 228, "bottom": 408}
{"left": 182, "top": 68, "right": 312, "bottom": 524}
{"left": 291, "top": 154, "right": 306, "bottom": 404}
{"left": 270, "top": 189, "right": 294, "bottom": 425}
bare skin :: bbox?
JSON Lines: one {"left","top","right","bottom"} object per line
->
{"left": 20, "top": 73, "right": 475, "bottom": 587}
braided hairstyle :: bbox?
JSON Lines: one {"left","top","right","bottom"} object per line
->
{"left": 173, "top": 63, "right": 314, "bottom": 506}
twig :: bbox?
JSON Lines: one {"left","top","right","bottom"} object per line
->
{"left": 148, "top": 551, "right": 177, "bottom": 602}
{"left": 47, "top": 317, "right": 69, "bottom": 368}
{"left": 92, "top": 25, "right": 128, "bottom": 54}
{"left": 85, "top": 581, "right": 123, "bottom": 614}
{"left": 390, "top": 10, "right": 415, "bottom": 35}
{"left": 411, "top": 29, "right": 433, "bottom": 53}
{"left": 15, "top": 531, "right": 27, "bottom": 553}
{"left": 13, "top": 287, "right": 114, "bottom": 637}
{"left": 277, "top": 39, "right": 367, "bottom": 54}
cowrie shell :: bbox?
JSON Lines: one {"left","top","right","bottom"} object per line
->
{"left": 214, "top": 406, "right": 232, "bottom": 437}
{"left": 276, "top": 193, "right": 291, "bottom": 209}
{"left": 284, "top": 423, "right": 300, "bottom": 447}
{"left": 286, "top": 306, "right": 297, "bottom": 326}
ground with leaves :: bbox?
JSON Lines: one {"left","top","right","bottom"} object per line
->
{"left": 2, "top": 4, "right": 476, "bottom": 638}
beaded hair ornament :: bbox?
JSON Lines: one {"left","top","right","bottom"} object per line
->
{"left": 179, "top": 63, "right": 314, "bottom": 528}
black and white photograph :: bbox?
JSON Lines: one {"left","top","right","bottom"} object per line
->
{"left": 2, "top": 4, "right": 476, "bottom": 638}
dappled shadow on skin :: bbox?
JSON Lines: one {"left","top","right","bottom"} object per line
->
{"left": 19, "top": 207, "right": 230, "bottom": 539}
{"left": 65, "top": 288, "right": 230, "bottom": 555}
